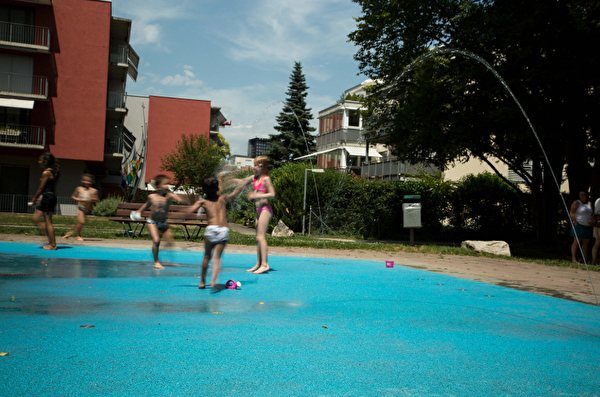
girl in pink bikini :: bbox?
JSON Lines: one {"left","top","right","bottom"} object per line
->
{"left": 246, "top": 155, "right": 276, "bottom": 274}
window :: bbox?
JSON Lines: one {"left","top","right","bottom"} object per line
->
{"left": 0, "top": 107, "right": 30, "bottom": 126}
{"left": 348, "top": 110, "right": 360, "bottom": 127}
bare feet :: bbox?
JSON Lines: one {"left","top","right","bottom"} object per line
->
{"left": 76, "top": 236, "right": 84, "bottom": 242}
{"left": 253, "top": 265, "right": 270, "bottom": 274}
{"left": 199, "top": 282, "right": 205, "bottom": 289}
{"left": 43, "top": 245, "right": 57, "bottom": 250}
{"left": 153, "top": 262, "right": 165, "bottom": 269}
{"left": 246, "top": 264, "right": 260, "bottom": 272}
{"left": 62, "top": 233, "right": 70, "bottom": 240}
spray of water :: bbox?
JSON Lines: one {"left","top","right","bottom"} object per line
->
{"left": 379, "top": 47, "right": 598, "bottom": 310}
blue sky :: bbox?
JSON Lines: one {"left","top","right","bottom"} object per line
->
{"left": 110, "top": 0, "right": 366, "bottom": 156}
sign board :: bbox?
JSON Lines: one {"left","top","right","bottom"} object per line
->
{"left": 402, "top": 203, "right": 422, "bottom": 228}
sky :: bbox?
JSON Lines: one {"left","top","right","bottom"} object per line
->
{"left": 110, "top": 0, "right": 367, "bottom": 156}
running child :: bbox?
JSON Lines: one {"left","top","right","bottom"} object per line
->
{"left": 63, "top": 173, "right": 99, "bottom": 241}
{"left": 188, "top": 175, "right": 252, "bottom": 289}
{"left": 133, "top": 175, "right": 181, "bottom": 269}
{"left": 246, "top": 155, "right": 276, "bottom": 274}
{"left": 32, "top": 152, "right": 59, "bottom": 250}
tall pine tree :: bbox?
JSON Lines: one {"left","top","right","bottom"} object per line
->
{"left": 269, "top": 61, "right": 316, "bottom": 168}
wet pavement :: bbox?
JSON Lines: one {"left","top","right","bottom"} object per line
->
{"left": 1, "top": 241, "right": 600, "bottom": 396}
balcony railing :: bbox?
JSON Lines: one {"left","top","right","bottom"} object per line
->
{"left": 0, "top": 73, "right": 48, "bottom": 99}
{"left": 317, "top": 127, "right": 362, "bottom": 148}
{"left": 105, "top": 135, "right": 123, "bottom": 154}
{"left": 0, "top": 21, "right": 50, "bottom": 50}
{"left": 0, "top": 124, "right": 45, "bottom": 148}
{"left": 107, "top": 90, "right": 126, "bottom": 109}
{"left": 362, "top": 160, "right": 438, "bottom": 181}
{"left": 109, "top": 45, "right": 139, "bottom": 80}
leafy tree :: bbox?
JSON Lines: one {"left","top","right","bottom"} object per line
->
{"left": 269, "top": 61, "right": 317, "bottom": 168}
{"left": 160, "top": 133, "right": 222, "bottom": 195}
{"left": 348, "top": 0, "right": 600, "bottom": 241}
{"left": 213, "top": 133, "right": 231, "bottom": 159}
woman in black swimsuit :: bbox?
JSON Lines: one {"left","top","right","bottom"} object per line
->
{"left": 32, "top": 152, "right": 59, "bottom": 250}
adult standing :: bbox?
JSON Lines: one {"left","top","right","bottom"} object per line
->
{"left": 32, "top": 152, "right": 59, "bottom": 250}
{"left": 591, "top": 195, "right": 600, "bottom": 265}
{"left": 570, "top": 190, "right": 593, "bottom": 263}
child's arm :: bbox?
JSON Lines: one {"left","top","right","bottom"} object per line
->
{"left": 32, "top": 170, "right": 51, "bottom": 203}
{"left": 188, "top": 199, "right": 204, "bottom": 213}
{"left": 223, "top": 176, "right": 253, "bottom": 201}
{"left": 137, "top": 199, "right": 151, "bottom": 214}
{"left": 91, "top": 188, "right": 99, "bottom": 203}
{"left": 70, "top": 187, "right": 80, "bottom": 202}
{"left": 167, "top": 192, "right": 182, "bottom": 204}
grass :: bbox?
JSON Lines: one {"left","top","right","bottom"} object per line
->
{"left": 0, "top": 212, "right": 597, "bottom": 272}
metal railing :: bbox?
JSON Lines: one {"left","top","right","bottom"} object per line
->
{"left": 316, "top": 127, "right": 363, "bottom": 147}
{"left": 0, "top": 73, "right": 48, "bottom": 99}
{"left": 0, "top": 124, "right": 45, "bottom": 148}
{"left": 0, "top": 194, "right": 78, "bottom": 215}
{"left": 107, "top": 90, "right": 126, "bottom": 109}
{"left": 105, "top": 135, "right": 123, "bottom": 154}
{"left": 362, "top": 160, "right": 438, "bottom": 181}
{"left": 0, "top": 21, "right": 50, "bottom": 49}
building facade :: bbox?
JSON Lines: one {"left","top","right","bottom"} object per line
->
{"left": 0, "top": 0, "right": 138, "bottom": 205}
{"left": 247, "top": 137, "right": 269, "bottom": 158}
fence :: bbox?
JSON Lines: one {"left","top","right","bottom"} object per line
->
{"left": 307, "top": 206, "right": 373, "bottom": 238}
{"left": 0, "top": 21, "right": 50, "bottom": 49}
{"left": 0, "top": 194, "right": 78, "bottom": 215}
{"left": 0, "top": 124, "right": 46, "bottom": 147}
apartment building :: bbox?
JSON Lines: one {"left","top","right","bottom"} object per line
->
{"left": 247, "top": 137, "right": 269, "bottom": 158}
{"left": 0, "top": 0, "right": 139, "bottom": 205}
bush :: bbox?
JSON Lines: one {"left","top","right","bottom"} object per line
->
{"left": 92, "top": 196, "right": 123, "bottom": 217}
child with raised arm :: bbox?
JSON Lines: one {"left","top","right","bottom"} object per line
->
{"left": 133, "top": 175, "right": 181, "bottom": 269}
{"left": 63, "top": 174, "right": 99, "bottom": 241}
{"left": 246, "top": 155, "right": 276, "bottom": 274}
{"left": 189, "top": 175, "right": 252, "bottom": 289}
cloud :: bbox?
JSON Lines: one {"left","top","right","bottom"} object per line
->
{"left": 159, "top": 66, "right": 203, "bottom": 87}
{"left": 224, "top": 0, "right": 360, "bottom": 75}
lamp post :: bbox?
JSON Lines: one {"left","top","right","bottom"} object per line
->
{"left": 303, "top": 168, "right": 325, "bottom": 236}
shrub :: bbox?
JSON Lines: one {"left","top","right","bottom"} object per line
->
{"left": 92, "top": 195, "right": 123, "bottom": 217}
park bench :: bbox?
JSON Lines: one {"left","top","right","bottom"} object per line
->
{"left": 109, "top": 202, "right": 208, "bottom": 241}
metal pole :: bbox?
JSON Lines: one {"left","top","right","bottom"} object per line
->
{"left": 302, "top": 168, "right": 308, "bottom": 236}
{"left": 309, "top": 205, "right": 312, "bottom": 237}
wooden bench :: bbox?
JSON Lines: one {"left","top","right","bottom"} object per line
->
{"left": 109, "top": 202, "right": 208, "bottom": 241}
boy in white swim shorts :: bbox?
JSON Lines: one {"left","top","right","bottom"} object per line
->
{"left": 188, "top": 174, "right": 252, "bottom": 288}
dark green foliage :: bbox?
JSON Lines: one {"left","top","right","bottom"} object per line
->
{"left": 160, "top": 134, "right": 222, "bottom": 194}
{"left": 348, "top": 0, "right": 600, "bottom": 241}
{"left": 92, "top": 196, "right": 122, "bottom": 217}
{"left": 269, "top": 62, "right": 316, "bottom": 168}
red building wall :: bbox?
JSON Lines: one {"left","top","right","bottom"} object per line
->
{"left": 146, "top": 96, "right": 211, "bottom": 183}
{"left": 46, "top": 0, "right": 111, "bottom": 162}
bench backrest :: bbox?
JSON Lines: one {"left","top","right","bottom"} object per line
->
{"left": 115, "top": 202, "right": 206, "bottom": 221}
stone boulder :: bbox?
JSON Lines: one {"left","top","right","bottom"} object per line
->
{"left": 461, "top": 240, "right": 511, "bottom": 257}
{"left": 272, "top": 220, "right": 295, "bottom": 237}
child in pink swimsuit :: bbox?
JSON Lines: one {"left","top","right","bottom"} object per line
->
{"left": 246, "top": 155, "right": 276, "bottom": 274}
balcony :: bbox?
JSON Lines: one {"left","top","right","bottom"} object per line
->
{"left": 316, "top": 127, "right": 363, "bottom": 148}
{"left": 0, "top": 124, "right": 45, "bottom": 149}
{"left": 0, "top": 21, "right": 50, "bottom": 53}
{"left": 362, "top": 160, "right": 438, "bottom": 182}
{"left": 105, "top": 135, "right": 124, "bottom": 156}
{"left": 109, "top": 45, "right": 139, "bottom": 81}
{"left": 107, "top": 90, "right": 126, "bottom": 110}
{"left": 0, "top": 73, "right": 48, "bottom": 100}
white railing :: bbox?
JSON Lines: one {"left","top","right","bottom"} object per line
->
{"left": 0, "top": 124, "right": 45, "bottom": 148}
{"left": 0, "top": 21, "right": 50, "bottom": 49}
{"left": 0, "top": 73, "right": 48, "bottom": 98}
{"left": 317, "top": 127, "right": 362, "bottom": 147}
{"left": 0, "top": 194, "right": 78, "bottom": 215}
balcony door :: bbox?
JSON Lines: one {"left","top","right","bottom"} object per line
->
{"left": 0, "top": 53, "right": 33, "bottom": 95}
{"left": 0, "top": 5, "right": 35, "bottom": 45}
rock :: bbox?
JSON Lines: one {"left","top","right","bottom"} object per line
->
{"left": 461, "top": 240, "right": 511, "bottom": 257}
{"left": 272, "top": 220, "right": 295, "bottom": 237}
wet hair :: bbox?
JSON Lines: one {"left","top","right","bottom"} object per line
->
{"left": 202, "top": 176, "right": 219, "bottom": 198}
{"left": 155, "top": 174, "right": 170, "bottom": 187}
{"left": 40, "top": 152, "right": 59, "bottom": 178}
{"left": 82, "top": 173, "right": 95, "bottom": 183}
{"left": 254, "top": 155, "right": 270, "bottom": 174}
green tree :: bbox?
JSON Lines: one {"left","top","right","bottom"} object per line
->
{"left": 213, "top": 133, "right": 231, "bottom": 159}
{"left": 160, "top": 133, "right": 221, "bottom": 194}
{"left": 348, "top": 0, "right": 600, "bottom": 241}
{"left": 269, "top": 61, "right": 317, "bottom": 168}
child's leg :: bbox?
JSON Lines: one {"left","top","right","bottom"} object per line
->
{"left": 33, "top": 209, "right": 46, "bottom": 236}
{"left": 200, "top": 239, "right": 214, "bottom": 289}
{"left": 148, "top": 224, "right": 164, "bottom": 269}
{"left": 247, "top": 210, "right": 261, "bottom": 272}
{"left": 43, "top": 212, "right": 56, "bottom": 250}
{"left": 163, "top": 226, "right": 174, "bottom": 247}
{"left": 75, "top": 209, "right": 86, "bottom": 240}
{"left": 209, "top": 243, "right": 225, "bottom": 288}
{"left": 253, "top": 211, "right": 271, "bottom": 274}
